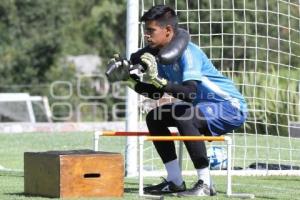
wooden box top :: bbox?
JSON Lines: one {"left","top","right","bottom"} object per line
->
{"left": 24, "top": 150, "right": 121, "bottom": 157}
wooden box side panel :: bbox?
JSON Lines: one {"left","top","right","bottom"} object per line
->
{"left": 24, "top": 153, "right": 60, "bottom": 197}
{"left": 60, "top": 154, "right": 124, "bottom": 198}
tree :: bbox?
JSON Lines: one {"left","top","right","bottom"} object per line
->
{"left": 0, "top": 0, "right": 127, "bottom": 96}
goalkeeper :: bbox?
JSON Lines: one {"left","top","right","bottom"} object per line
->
{"left": 106, "top": 5, "right": 247, "bottom": 197}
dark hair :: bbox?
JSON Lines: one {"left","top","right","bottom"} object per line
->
{"left": 140, "top": 5, "right": 178, "bottom": 30}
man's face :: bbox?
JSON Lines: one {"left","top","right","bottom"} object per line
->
{"left": 144, "top": 20, "right": 171, "bottom": 49}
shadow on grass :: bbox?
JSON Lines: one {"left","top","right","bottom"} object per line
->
{"left": 253, "top": 195, "right": 277, "bottom": 199}
{"left": 5, "top": 192, "right": 50, "bottom": 199}
{"left": 125, "top": 181, "right": 139, "bottom": 193}
{"left": 124, "top": 187, "right": 139, "bottom": 194}
{"left": 259, "top": 176, "right": 300, "bottom": 182}
{"left": 0, "top": 171, "right": 24, "bottom": 177}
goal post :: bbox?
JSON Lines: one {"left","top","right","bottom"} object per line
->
{"left": 125, "top": 0, "right": 140, "bottom": 177}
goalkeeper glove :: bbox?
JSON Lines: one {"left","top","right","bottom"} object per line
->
{"left": 140, "top": 53, "right": 167, "bottom": 89}
{"left": 105, "top": 54, "right": 131, "bottom": 82}
{"left": 105, "top": 54, "right": 140, "bottom": 89}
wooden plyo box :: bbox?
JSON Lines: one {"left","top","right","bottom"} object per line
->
{"left": 24, "top": 150, "right": 124, "bottom": 198}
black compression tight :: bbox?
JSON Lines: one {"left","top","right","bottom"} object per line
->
{"left": 146, "top": 103, "right": 211, "bottom": 169}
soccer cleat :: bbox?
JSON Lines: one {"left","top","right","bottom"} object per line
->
{"left": 177, "top": 179, "right": 217, "bottom": 197}
{"left": 143, "top": 177, "right": 186, "bottom": 195}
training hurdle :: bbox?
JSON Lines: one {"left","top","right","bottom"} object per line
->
{"left": 94, "top": 131, "right": 255, "bottom": 199}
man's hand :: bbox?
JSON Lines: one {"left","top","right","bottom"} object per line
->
{"left": 105, "top": 54, "right": 130, "bottom": 82}
{"left": 105, "top": 54, "right": 141, "bottom": 90}
{"left": 140, "top": 53, "right": 167, "bottom": 88}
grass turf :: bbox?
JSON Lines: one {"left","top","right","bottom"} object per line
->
{"left": 0, "top": 132, "right": 300, "bottom": 200}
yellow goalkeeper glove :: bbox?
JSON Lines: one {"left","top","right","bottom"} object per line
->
{"left": 140, "top": 53, "right": 167, "bottom": 89}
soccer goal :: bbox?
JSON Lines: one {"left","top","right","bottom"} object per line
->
{"left": 124, "top": 0, "right": 300, "bottom": 177}
{"left": 0, "top": 93, "right": 52, "bottom": 123}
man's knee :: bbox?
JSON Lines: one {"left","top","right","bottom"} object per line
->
{"left": 146, "top": 108, "right": 163, "bottom": 131}
{"left": 173, "top": 105, "right": 194, "bottom": 126}
{"left": 174, "top": 105, "right": 208, "bottom": 135}
{"left": 146, "top": 109, "right": 156, "bottom": 125}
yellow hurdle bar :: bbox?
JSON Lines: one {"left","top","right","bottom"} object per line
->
{"left": 145, "top": 136, "right": 225, "bottom": 142}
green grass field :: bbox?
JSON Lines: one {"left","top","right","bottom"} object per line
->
{"left": 1, "top": 132, "right": 300, "bottom": 200}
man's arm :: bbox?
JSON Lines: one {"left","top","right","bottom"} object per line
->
{"left": 137, "top": 52, "right": 198, "bottom": 102}
{"left": 131, "top": 75, "right": 197, "bottom": 102}
{"left": 129, "top": 74, "right": 164, "bottom": 100}
{"left": 163, "top": 80, "right": 197, "bottom": 103}
{"left": 139, "top": 53, "right": 198, "bottom": 103}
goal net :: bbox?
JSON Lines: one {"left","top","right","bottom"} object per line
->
{"left": 138, "top": 0, "right": 300, "bottom": 176}
{"left": 0, "top": 93, "right": 52, "bottom": 123}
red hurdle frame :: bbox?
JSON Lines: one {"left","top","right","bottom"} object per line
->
{"left": 94, "top": 131, "right": 254, "bottom": 199}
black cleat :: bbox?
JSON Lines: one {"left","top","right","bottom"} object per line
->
{"left": 178, "top": 179, "right": 217, "bottom": 197}
{"left": 144, "top": 177, "right": 186, "bottom": 195}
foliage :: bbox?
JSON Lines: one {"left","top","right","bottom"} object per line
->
{"left": 227, "top": 67, "right": 300, "bottom": 136}
{"left": 0, "top": 0, "right": 126, "bottom": 96}
{"left": 0, "top": 0, "right": 127, "bottom": 121}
